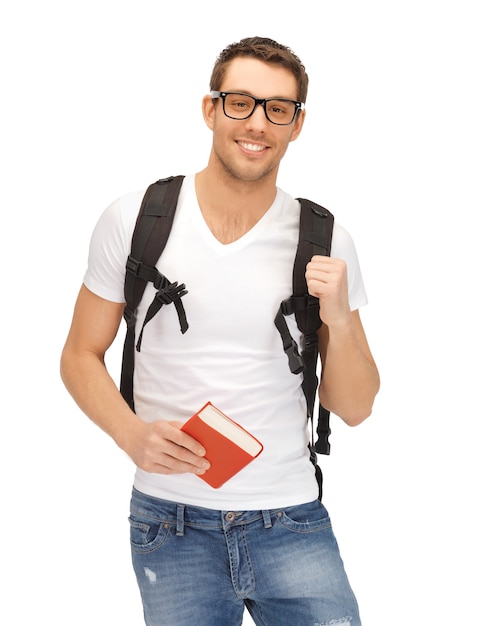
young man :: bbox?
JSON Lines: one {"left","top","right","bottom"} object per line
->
{"left": 61, "top": 37, "right": 379, "bottom": 626}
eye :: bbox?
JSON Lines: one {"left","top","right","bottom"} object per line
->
{"left": 268, "top": 101, "right": 290, "bottom": 116}
{"left": 226, "top": 94, "right": 253, "bottom": 110}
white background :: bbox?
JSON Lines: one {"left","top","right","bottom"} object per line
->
{"left": 1, "top": 1, "right": 484, "bottom": 624}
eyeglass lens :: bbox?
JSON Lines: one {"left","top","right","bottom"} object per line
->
{"left": 223, "top": 93, "right": 297, "bottom": 125}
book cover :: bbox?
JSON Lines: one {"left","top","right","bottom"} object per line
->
{"left": 181, "top": 401, "right": 263, "bottom": 488}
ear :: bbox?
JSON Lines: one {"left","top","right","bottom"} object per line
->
{"left": 202, "top": 94, "right": 217, "bottom": 130}
{"left": 289, "top": 108, "right": 306, "bottom": 142}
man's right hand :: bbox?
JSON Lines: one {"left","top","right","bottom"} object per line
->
{"left": 126, "top": 419, "right": 211, "bottom": 476}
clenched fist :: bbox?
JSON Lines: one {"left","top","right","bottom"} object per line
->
{"left": 305, "top": 255, "right": 352, "bottom": 327}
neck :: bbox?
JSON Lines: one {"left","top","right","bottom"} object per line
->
{"left": 195, "top": 167, "right": 278, "bottom": 244}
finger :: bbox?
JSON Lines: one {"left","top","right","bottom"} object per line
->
{"left": 167, "top": 421, "right": 207, "bottom": 457}
{"left": 153, "top": 454, "right": 210, "bottom": 475}
{"left": 147, "top": 440, "right": 211, "bottom": 475}
{"left": 163, "top": 438, "right": 210, "bottom": 468}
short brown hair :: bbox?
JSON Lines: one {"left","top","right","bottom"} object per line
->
{"left": 210, "top": 36, "right": 309, "bottom": 103}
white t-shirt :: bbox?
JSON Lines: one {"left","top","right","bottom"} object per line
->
{"left": 84, "top": 175, "right": 368, "bottom": 510}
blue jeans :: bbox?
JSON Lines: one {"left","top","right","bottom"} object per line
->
{"left": 129, "top": 488, "right": 361, "bottom": 626}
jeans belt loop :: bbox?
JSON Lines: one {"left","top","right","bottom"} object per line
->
{"left": 176, "top": 503, "right": 185, "bottom": 536}
{"left": 262, "top": 510, "right": 272, "bottom": 529}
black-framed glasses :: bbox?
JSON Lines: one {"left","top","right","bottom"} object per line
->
{"left": 210, "top": 91, "right": 304, "bottom": 126}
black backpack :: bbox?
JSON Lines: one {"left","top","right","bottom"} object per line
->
{"left": 120, "top": 175, "right": 334, "bottom": 498}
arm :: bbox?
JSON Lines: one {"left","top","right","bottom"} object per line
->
{"left": 60, "top": 284, "right": 210, "bottom": 475}
{"left": 306, "top": 256, "right": 380, "bottom": 426}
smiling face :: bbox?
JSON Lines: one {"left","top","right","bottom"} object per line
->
{"left": 203, "top": 57, "right": 306, "bottom": 186}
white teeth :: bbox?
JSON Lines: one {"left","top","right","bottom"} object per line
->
{"left": 240, "top": 142, "right": 265, "bottom": 152}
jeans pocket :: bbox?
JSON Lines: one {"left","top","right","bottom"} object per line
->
{"left": 128, "top": 514, "right": 171, "bottom": 554}
{"left": 276, "top": 500, "right": 332, "bottom": 533}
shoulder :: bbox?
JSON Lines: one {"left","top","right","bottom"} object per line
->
{"left": 331, "top": 221, "right": 368, "bottom": 310}
{"left": 83, "top": 189, "right": 146, "bottom": 302}
{"left": 88, "top": 188, "right": 148, "bottom": 255}
{"left": 331, "top": 221, "right": 358, "bottom": 259}
{"left": 280, "top": 190, "right": 359, "bottom": 261}
{"left": 97, "top": 189, "right": 146, "bottom": 235}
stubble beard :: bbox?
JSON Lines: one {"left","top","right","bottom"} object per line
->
{"left": 213, "top": 139, "right": 280, "bottom": 186}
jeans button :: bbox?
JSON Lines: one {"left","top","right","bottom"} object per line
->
{"left": 225, "top": 512, "right": 235, "bottom": 522}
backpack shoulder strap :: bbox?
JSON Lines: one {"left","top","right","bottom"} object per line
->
{"left": 295, "top": 198, "right": 334, "bottom": 459}
{"left": 120, "top": 175, "right": 186, "bottom": 410}
{"left": 274, "top": 197, "right": 334, "bottom": 497}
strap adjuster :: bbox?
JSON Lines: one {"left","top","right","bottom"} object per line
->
{"left": 126, "top": 255, "right": 142, "bottom": 276}
{"left": 279, "top": 297, "right": 294, "bottom": 316}
{"left": 280, "top": 295, "right": 315, "bottom": 316}
{"left": 155, "top": 282, "right": 188, "bottom": 305}
{"left": 283, "top": 339, "right": 305, "bottom": 374}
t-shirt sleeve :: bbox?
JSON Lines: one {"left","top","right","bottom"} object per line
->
{"left": 330, "top": 222, "right": 368, "bottom": 311}
{"left": 83, "top": 191, "right": 143, "bottom": 303}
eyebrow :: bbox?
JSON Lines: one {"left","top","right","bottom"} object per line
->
{"left": 223, "top": 90, "right": 299, "bottom": 101}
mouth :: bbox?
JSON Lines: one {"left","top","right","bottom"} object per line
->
{"left": 236, "top": 140, "right": 268, "bottom": 154}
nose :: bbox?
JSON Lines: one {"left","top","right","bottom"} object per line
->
{"left": 244, "top": 102, "right": 268, "bottom": 132}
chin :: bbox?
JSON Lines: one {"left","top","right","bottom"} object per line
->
{"left": 226, "top": 162, "right": 277, "bottom": 184}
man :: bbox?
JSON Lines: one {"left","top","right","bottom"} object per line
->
{"left": 61, "top": 36, "right": 379, "bottom": 626}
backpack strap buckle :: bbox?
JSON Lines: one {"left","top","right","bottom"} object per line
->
{"left": 279, "top": 297, "right": 295, "bottom": 316}
{"left": 155, "top": 281, "right": 188, "bottom": 305}
{"left": 279, "top": 295, "right": 313, "bottom": 316}
{"left": 284, "top": 340, "right": 305, "bottom": 374}
{"left": 125, "top": 255, "right": 142, "bottom": 276}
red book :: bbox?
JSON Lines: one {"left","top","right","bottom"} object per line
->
{"left": 181, "top": 402, "right": 264, "bottom": 488}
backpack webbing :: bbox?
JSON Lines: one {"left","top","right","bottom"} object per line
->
{"left": 120, "top": 175, "right": 187, "bottom": 411}
{"left": 120, "top": 176, "right": 334, "bottom": 498}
